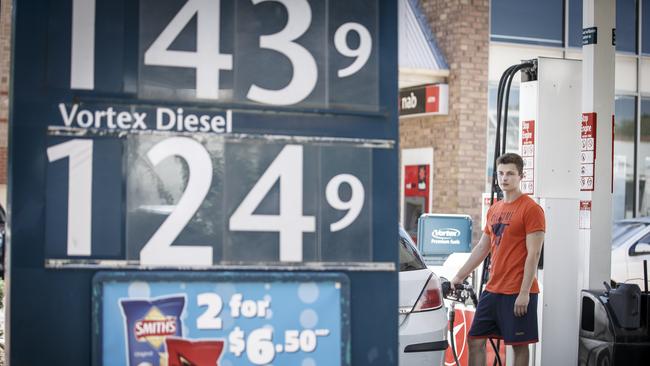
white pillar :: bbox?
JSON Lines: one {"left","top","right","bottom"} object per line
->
{"left": 580, "top": 0, "right": 615, "bottom": 291}
{"left": 519, "top": 57, "right": 582, "bottom": 366}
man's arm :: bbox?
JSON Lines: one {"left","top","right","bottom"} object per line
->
{"left": 451, "top": 232, "right": 491, "bottom": 285}
{"left": 514, "top": 231, "right": 544, "bottom": 317}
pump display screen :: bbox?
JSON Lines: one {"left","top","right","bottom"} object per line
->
{"left": 417, "top": 215, "right": 473, "bottom": 256}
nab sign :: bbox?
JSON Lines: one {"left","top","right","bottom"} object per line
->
{"left": 8, "top": 1, "right": 398, "bottom": 365}
{"left": 398, "top": 83, "right": 449, "bottom": 117}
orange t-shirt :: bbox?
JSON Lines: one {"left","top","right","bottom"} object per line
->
{"left": 483, "top": 194, "right": 545, "bottom": 294}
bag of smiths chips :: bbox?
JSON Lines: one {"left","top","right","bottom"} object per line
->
{"left": 164, "top": 338, "right": 225, "bottom": 366}
{"left": 120, "top": 295, "right": 185, "bottom": 366}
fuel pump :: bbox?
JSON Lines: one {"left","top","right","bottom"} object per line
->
{"left": 483, "top": 4, "right": 616, "bottom": 366}
{"left": 485, "top": 57, "right": 583, "bottom": 366}
{"left": 518, "top": 57, "right": 583, "bottom": 365}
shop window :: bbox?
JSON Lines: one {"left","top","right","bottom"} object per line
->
{"left": 485, "top": 84, "right": 519, "bottom": 190}
{"left": 491, "top": 0, "right": 563, "bottom": 47}
{"left": 643, "top": 0, "right": 650, "bottom": 54}
{"left": 638, "top": 98, "right": 650, "bottom": 216}
{"left": 569, "top": 0, "right": 583, "bottom": 48}
{"left": 571, "top": 0, "right": 638, "bottom": 52}
{"left": 614, "top": 96, "right": 636, "bottom": 220}
{"left": 617, "top": 0, "right": 638, "bottom": 53}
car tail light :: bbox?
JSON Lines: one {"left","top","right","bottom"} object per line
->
{"left": 413, "top": 275, "right": 443, "bottom": 311}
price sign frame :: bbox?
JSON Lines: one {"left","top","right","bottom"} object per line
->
{"left": 8, "top": 0, "right": 398, "bottom": 365}
{"left": 91, "top": 271, "right": 351, "bottom": 366}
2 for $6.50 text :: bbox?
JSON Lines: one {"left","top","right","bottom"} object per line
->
{"left": 196, "top": 292, "right": 331, "bottom": 365}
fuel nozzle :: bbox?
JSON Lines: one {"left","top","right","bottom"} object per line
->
{"left": 440, "top": 277, "right": 478, "bottom": 307}
{"left": 441, "top": 277, "right": 479, "bottom": 366}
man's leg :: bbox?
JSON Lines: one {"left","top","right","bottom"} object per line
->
{"left": 512, "top": 344, "right": 529, "bottom": 366}
{"left": 468, "top": 292, "right": 499, "bottom": 366}
{"left": 468, "top": 338, "right": 486, "bottom": 366}
{"left": 498, "top": 293, "right": 538, "bottom": 366}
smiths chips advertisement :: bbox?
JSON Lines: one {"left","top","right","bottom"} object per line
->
{"left": 93, "top": 272, "right": 349, "bottom": 366}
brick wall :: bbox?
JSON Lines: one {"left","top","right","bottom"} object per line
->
{"left": 0, "top": 0, "right": 11, "bottom": 186}
{"left": 400, "top": 0, "right": 489, "bottom": 241}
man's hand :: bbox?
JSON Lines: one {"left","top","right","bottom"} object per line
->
{"left": 450, "top": 275, "right": 466, "bottom": 292}
{"left": 514, "top": 292, "right": 530, "bottom": 317}
{"left": 449, "top": 233, "right": 491, "bottom": 294}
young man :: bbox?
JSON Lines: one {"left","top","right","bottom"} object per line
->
{"left": 451, "top": 153, "right": 545, "bottom": 366}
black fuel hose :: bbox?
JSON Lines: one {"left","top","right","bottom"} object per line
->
{"left": 449, "top": 306, "right": 461, "bottom": 366}
{"left": 491, "top": 62, "right": 533, "bottom": 207}
{"left": 491, "top": 64, "right": 518, "bottom": 204}
{"left": 501, "top": 63, "right": 533, "bottom": 158}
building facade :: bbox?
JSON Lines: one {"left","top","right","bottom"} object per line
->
{"left": 399, "top": 0, "right": 649, "bottom": 243}
{"left": 488, "top": 0, "right": 647, "bottom": 222}
{"left": 399, "top": 0, "right": 489, "bottom": 241}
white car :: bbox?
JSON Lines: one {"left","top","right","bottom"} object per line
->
{"left": 611, "top": 218, "right": 650, "bottom": 287}
{"left": 398, "top": 227, "right": 448, "bottom": 365}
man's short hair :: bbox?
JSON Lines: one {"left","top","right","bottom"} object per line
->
{"left": 496, "top": 153, "right": 524, "bottom": 176}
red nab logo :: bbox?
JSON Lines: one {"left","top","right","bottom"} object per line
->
{"left": 164, "top": 338, "right": 225, "bottom": 366}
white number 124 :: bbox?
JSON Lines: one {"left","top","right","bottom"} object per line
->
{"left": 47, "top": 138, "right": 365, "bottom": 264}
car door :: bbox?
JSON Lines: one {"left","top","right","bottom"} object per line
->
{"left": 611, "top": 222, "right": 650, "bottom": 283}
{"left": 625, "top": 227, "right": 650, "bottom": 286}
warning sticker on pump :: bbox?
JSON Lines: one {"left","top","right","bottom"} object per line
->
{"left": 521, "top": 120, "right": 535, "bottom": 195}
{"left": 523, "top": 168, "right": 534, "bottom": 181}
{"left": 580, "top": 151, "right": 594, "bottom": 164}
{"left": 580, "top": 164, "right": 594, "bottom": 176}
{"left": 580, "top": 177, "right": 594, "bottom": 190}
{"left": 522, "top": 157, "right": 534, "bottom": 170}
{"left": 579, "top": 200, "right": 591, "bottom": 229}
{"left": 580, "top": 113, "right": 597, "bottom": 191}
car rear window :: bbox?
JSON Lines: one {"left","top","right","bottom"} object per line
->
{"left": 399, "top": 235, "right": 426, "bottom": 272}
{"left": 612, "top": 222, "right": 647, "bottom": 249}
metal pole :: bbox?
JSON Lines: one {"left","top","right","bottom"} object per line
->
{"left": 580, "top": 0, "right": 615, "bottom": 292}
{"left": 643, "top": 259, "right": 648, "bottom": 294}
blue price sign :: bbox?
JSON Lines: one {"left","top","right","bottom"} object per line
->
{"left": 10, "top": 0, "right": 397, "bottom": 364}
{"left": 93, "top": 272, "right": 349, "bottom": 366}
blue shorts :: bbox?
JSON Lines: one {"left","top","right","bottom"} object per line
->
{"left": 467, "top": 291, "right": 539, "bottom": 345}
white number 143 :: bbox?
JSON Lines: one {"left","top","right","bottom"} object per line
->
{"left": 70, "top": 0, "right": 372, "bottom": 105}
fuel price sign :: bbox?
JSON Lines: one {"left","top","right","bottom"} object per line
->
{"left": 9, "top": 0, "right": 398, "bottom": 365}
